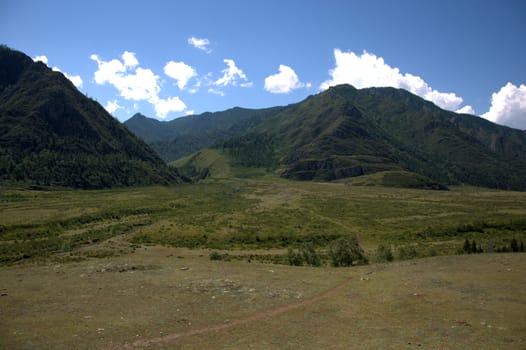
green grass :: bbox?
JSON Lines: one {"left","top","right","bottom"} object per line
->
{"left": 1, "top": 179, "right": 525, "bottom": 265}
{"left": 1, "top": 180, "right": 525, "bottom": 348}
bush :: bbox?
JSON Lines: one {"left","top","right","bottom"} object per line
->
{"left": 301, "top": 243, "right": 322, "bottom": 267}
{"left": 328, "top": 235, "right": 368, "bottom": 267}
{"left": 375, "top": 244, "right": 394, "bottom": 263}
{"left": 209, "top": 251, "right": 231, "bottom": 261}
{"left": 287, "top": 243, "right": 322, "bottom": 267}
{"left": 462, "top": 239, "right": 483, "bottom": 254}
{"left": 287, "top": 248, "right": 304, "bottom": 266}
{"left": 398, "top": 245, "right": 418, "bottom": 260}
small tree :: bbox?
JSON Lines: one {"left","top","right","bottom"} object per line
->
{"left": 375, "top": 243, "right": 394, "bottom": 263}
{"left": 463, "top": 238, "right": 471, "bottom": 254}
{"left": 301, "top": 243, "right": 321, "bottom": 267}
{"left": 329, "top": 235, "right": 368, "bottom": 267}
{"left": 510, "top": 238, "right": 519, "bottom": 252}
{"left": 471, "top": 240, "right": 478, "bottom": 254}
{"left": 287, "top": 248, "right": 304, "bottom": 266}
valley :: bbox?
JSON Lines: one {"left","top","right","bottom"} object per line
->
{"left": 1, "top": 46, "right": 526, "bottom": 349}
{"left": 1, "top": 179, "right": 526, "bottom": 348}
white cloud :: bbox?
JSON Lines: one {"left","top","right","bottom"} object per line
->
{"left": 456, "top": 105, "right": 475, "bottom": 114}
{"left": 152, "top": 96, "right": 187, "bottom": 119}
{"left": 215, "top": 59, "right": 250, "bottom": 87}
{"left": 33, "top": 55, "right": 48, "bottom": 64}
{"left": 91, "top": 51, "right": 191, "bottom": 119}
{"left": 105, "top": 100, "right": 123, "bottom": 115}
{"left": 90, "top": 53, "right": 160, "bottom": 101}
{"left": 481, "top": 82, "right": 526, "bottom": 130}
{"left": 264, "top": 65, "right": 306, "bottom": 93}
{"left": 208, "top": 88, "right": 225, "bottom": 96}
{"left": 188, "top": 37, "right": 211, "bottom": 53}
{"left": 321, "top": 49, "right": 471, "bottom": 112}
{"left": 122, "top": 51, "right": 139, "bottom": 68}
{"left": 164, "top": 60, "right": 197, "bottom": 90}
{"left": 64, "top": 73, "right": 83, "bottom": 88}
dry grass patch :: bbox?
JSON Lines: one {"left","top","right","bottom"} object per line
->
{"left": 1, "top": 251, "right": 524, "bottom": 349}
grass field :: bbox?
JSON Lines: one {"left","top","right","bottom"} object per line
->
{"left": 1, "top": 178, "right": 525, "bottom": 348}
{"left": 0, "top": 248, "right": 524, "bottom": 349}
{"left": 1, "top": 178, "right": 525, "bottom": 264}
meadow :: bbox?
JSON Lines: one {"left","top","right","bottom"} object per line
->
{"left": 1, "top": 178, "right": 525, "bottom": 264}
{"left": 1, "top": 179, "right": 526, "bottom": 349}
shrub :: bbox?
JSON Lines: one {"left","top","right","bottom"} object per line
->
{"left": 398, "top": 245, "right": 418, "bottom": 260}
{"left": 287, "top": 248, "right": 304, "bottom": 266}
{"left": 301, "top": 243, "right": 322, "bottom": 267}
{"left": 463, "top": 238, "right": 471, "bottom": 254}
{"left": 375, "top": 244, "right": 394, "bottom": 263}
{"left": 328, "top": 235, "right": 368, "bottom": 267}
{"left": 209, "top": 251, "right": 222, "bottom": 260}
{"left": 462, "top": 239, "right": 483, "bottom": 254}
{"left": 287, "top": 244, "right": 322, "bottom": 267}
{"left": 510, "top": 238, "right": 519, "bottom": 252}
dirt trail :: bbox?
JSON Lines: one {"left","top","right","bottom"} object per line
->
{"left": 106, "top": 277, "right": 351, "bottom": 349}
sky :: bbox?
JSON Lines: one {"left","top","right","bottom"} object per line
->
{"left": 1, "top": 0, "right": 525, "bottom": 129}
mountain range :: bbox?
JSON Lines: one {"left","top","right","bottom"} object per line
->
{"left": 128, "top": 85, "right": 526, "bottom": 191}
{"left": 0, "top": 46, "right": 183, "bottom": 188}
{"left": 2, "top": 46, "right": 525, "bottom": 191}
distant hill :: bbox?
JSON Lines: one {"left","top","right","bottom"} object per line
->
{"left": 171, "top": 85, "right": 526, "bottom": 190}
{"left": 215, "top": 85, "right": 526, "bottom": 190}
{"left": 0, "top": 46, "right": 183, "bottom": 188}
{"left": 125, "top": 106, "right": 284, "bottom": 162}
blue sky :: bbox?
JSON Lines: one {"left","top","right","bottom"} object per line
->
{"left": 1, "top": 0, "right": 525, "bottom": 128}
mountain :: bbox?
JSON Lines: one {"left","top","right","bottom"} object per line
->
{"left": 220, "top": 84, "right": 526, "bottom": 189}
{"left": 173, "top": 85, "right": 526, "bottom": 190}
{"left": 0, "top": 46, "right": 183, "bottom": 188}
{"left": 124, "top": 106, "right": 284, "bottom": 162}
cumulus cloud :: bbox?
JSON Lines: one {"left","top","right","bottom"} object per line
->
{"left": 321, "top": 49, "right": 472, "bottom": 112}
{"left": 481, "top": 82, "right": 526, "bottom": 130}
{"left": 121, "top": 51, "right": 139, "bottom": 68}
{"left": 90, "top": 51, "right": 189, "bottom": 119}
{"left": 164, "top": 60, "right": 197, "bottom": 90}
{"left": 90, "top": 53, "right": 160, "bottom": 101}
{"left": 33, "top": 55, "right": 48, "bottom": 64}
{"left": 64, "top": 73, "right": 83, "bottom": 88}
{"left": 456, "top": 105, "right": 475, "bottom": 114}
{"left": 215, "top": 59, "right": 250, "bottom": 87}
{"left": 105, "top": 100, "right": 123, "bottom": 115}
{"left": 152, "top": 96, "right": 187, "bottom": 119}
{"left": 188, "top": 36, "right": 211, "bottom": 53}
{"left": 264, "top": 65, "right": 307, "bottom": 93}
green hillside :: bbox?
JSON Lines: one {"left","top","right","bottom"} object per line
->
{"left": 124, "top": 79, "right": 526, "bottom": 190}
{"left": 0, "top": 46, "right": 183, "bottom": 188}
{"left": 125, "top": 106, "right": 284, "bottom": 162}
{"left": 214, "top": 85, "right": 526, "bottom": 190}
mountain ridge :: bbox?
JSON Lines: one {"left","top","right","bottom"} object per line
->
{"left": 125, "top": 106, "right": 285, "bottom": 162}
{"left": 131, "top": 83, "right": 526, "bottom": 190}
{"left": 0, "top": 46, "right": 183, "bottom": 188}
